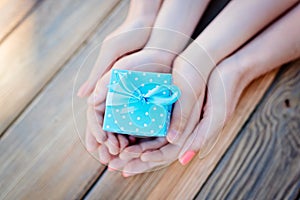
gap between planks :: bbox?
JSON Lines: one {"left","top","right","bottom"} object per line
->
{"left": 195, "top": 60, "right": 300, "bottom": 199}
{"left": 0, "top": 0, "right": 42, "bottom": 44}
{"left": 0, "top": 1, "right": 129, "bottom": 199}
{"left": 83, "top": 68, "right": 280, "bottom": 200}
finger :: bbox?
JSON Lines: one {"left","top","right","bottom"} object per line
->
{"left": 88, "top": 50, "right": 172, "bottom": 106}
{"left": 118, "top": 134, "right": 129, "bottom": 151}
{"left": 119, "top": 145, "right": 142, "bottom": 161}
{"left": 108, "top": 157, "right": 128, "bottom": 172}
{"left": 87, "top": 55, "right": 133, "bottom": 106}
{"left": 77, "top": 27, "right": 151, "bottom": 97}
{"left": 104, "top": 132, "right": 120, "bottom": 155}
{"left": 122, "top": 158, "right": 168, "bottom": 177}
{"left": 178, "top": 73, "right": 228, "bottom": 164}
{"left": 139, "top": 137, "right": 168, "bottom": 151}
{"left": 119, "top": 137, "right": 167, "bottom": 161}
{"left": 98, "top": 144, "right": 113, "bottom": 165}
{"left": 140, "top": 98, "right": 202, "bottom": 163}
{"left": 166, "top": 59, "right": 204, "bottom": 144}
{"left": 128, "top": 136, "right": 137, "bottom": 144}
{"left": 141, "top": 144, "right": 179, "bottom": 162}
{"left": 87, "top": 106, "right": 107, "bottom": 143}
{"left": 87, "top": 72, "right": 110, "bottom": 106}
{"left": 85, "top": 127, "right": 99, "bottom": 152}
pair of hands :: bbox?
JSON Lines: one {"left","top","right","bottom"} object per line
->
{"left": 77, "top": 0, "right": 300, "bottom": 177}
{"left": 78, "top": 23, "right": 245, "bottom": 177}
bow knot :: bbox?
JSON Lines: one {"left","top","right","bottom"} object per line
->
{"left": 106, "top": 71, "right": 180, "bottom": 110}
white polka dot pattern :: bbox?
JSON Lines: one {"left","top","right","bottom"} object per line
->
{"left": 103, "top": 69, "right": 176, "bottom": 137}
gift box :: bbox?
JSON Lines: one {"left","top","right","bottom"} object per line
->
{"left": 103, "top": 69, "right": 180, "bottom": 137}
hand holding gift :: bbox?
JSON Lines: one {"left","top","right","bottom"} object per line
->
{"left": 103, "top": 69, "right": 180, "bottom": 137}
{"left": 78, "top": 0, "right": 300, "bottom": 176}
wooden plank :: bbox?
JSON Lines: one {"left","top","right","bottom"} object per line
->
{"left": 0, "top": 1, "right": 129, "bottom": 199}
{"left": 84, "top": 63, "right": 280, "bottom": 199}
{"left": 196, "top": 61, "right": 300, "bottom": 199}
{"left": 0, "top": 0, "right": 120, "bottom": 135}
{"left": 0, "top": 0, "right": 39, "bottom": 42}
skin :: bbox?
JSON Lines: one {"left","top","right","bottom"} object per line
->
{"left": 77, "top": 0, "right": 163, "bottom": 98}
{"left": 111, "top": 0, "right": 299, "bottom": 166}
{"left": 82, "top": 0, "right": 164, "bottom": 154}
{"left": 79, "top": 0, "right": 300, "bottom": 175}
{"left": 85, "top": 0, "right": 212, "bottom": 163}
{"left": 120, "top": 3, "right": 300, "bottom": 176}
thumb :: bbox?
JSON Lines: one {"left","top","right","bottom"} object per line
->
{"left": 87, "top": 55, "right": 133, "bottom": 106}
{"left": 77, "top": 28, "right": 150, "bottom": 98}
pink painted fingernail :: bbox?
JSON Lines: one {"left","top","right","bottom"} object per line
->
{"left": 179, "top": 151, "right": 196, "bottom": 165}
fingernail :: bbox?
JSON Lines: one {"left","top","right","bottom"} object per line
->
{"left": 122, "top": 172, "right": 131, "bottom": 178}
{"left": 77, "top": 82, "right": 89, "bottom": 97}
{"left": 77, "top": 87, "right": 85, "bottom": 97}
{"left": 179, "top": 151, "right": 196, "bottom": 165}
{"left": 108, "top": 167, "right": 115, "bottom": 172}
{"left": 167, "top": 129, "right": 178, "bottom": 143}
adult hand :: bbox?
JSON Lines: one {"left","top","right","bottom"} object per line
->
{"left": 116, "top": 3, "right": 300, "bottom": 175}
{"left": 106, "top": 42, "right": 215, "bottom": 173}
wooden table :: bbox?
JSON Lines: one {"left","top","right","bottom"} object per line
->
{"left": 0, "top": 1, "right": 299, "bottom": 199}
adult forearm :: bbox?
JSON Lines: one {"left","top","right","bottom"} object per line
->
{"left": 234, "top": 3, "right": 300, "bottom": 87}
{"left": 196, "top": 0, "right": 298, "bottom": 65}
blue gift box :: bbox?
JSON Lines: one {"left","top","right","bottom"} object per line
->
{"left": 103, "top": 69, "right": 180, "bottom": 137}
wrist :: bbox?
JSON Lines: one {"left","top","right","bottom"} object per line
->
{"left": 141, "top": 48, "right": 176, "bottom": 67}
{"left": 180, "top": 41, "right": 216, "bottom": 80}
{"left": 218, "top": 54, "right": 256, "bottom": 91}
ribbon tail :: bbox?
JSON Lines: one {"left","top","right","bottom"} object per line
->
{"left": 106, "top": 91, "right": 139, "bottom": 106}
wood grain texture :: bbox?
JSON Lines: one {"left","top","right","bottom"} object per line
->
{"left": 0, "top": 0, "right": 120, "bottom": 135}
{"left": 0, "top": 1, "right": 129, "bottom": 199}
{"left": 196, "top": 60, "right": 300, "bottom": 200}
{"left": 0, "top": 0, "right": 40, "bottom": 43}
{"left": 83, "top": 64, "right": 280, "bottom": 199}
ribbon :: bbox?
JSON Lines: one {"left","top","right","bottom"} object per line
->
{"left": 106, "top": 71, "right": 181, "bottom": 110}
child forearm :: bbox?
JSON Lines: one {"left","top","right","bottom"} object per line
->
{"left": 145, "top": 0, "right": 211, "bottom": 58}
{"left": 125, "top": 0, "right": 162, "bottom": 25}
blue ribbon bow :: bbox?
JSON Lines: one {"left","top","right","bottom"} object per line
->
{"left": 106, "top": 72, "right": 181, "bottom": 110}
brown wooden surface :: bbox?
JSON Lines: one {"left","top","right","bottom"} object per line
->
{"left": 0, "top": 1, "right": 299, "bottom": 200}
{"left": 0, "top": 1, "right": 127, "bottom": 199}
{"left": 0, "top": 0, "right": 120, "bottom": 135}
{"left": 0, "top": 0, "right": 39, "bottom": 42}
{"left": 196, "top": 61, "right": 300, "bottom": 200}
{"left": 85, "top": 67, "right": 280, "bottom": 200}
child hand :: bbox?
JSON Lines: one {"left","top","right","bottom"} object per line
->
{"left": 106, "top": 42, "right": 216, "bottom": 174}
{"left": 85, "top": 48, "right": 175, "bottom": 162}
{"left": 77, "top": 0, "right": 162, "bottom": 97}
{"left": 83, "top": 0, "right": 209, "bottom": 164}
